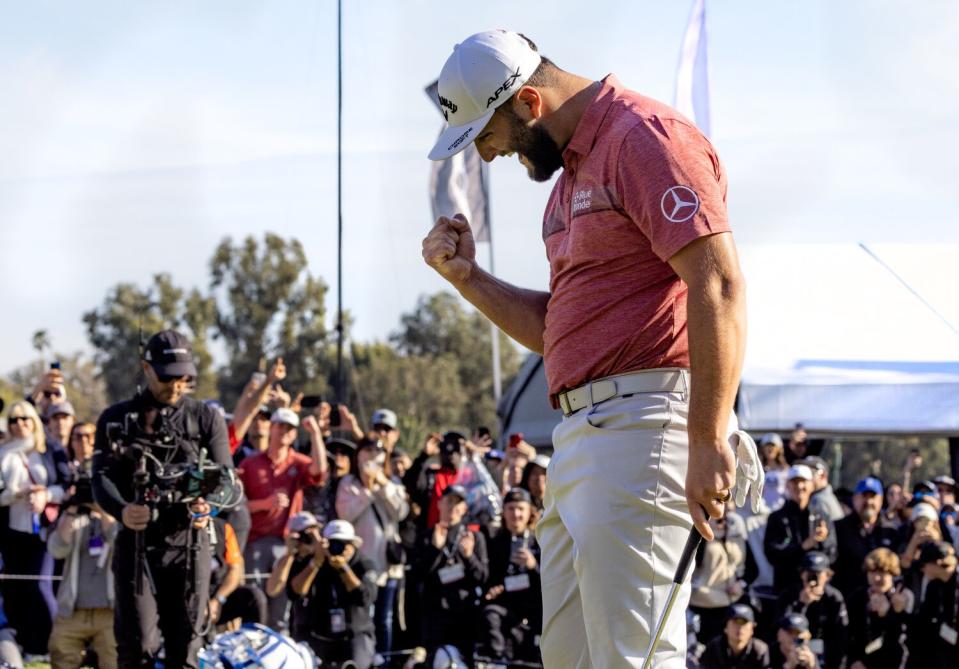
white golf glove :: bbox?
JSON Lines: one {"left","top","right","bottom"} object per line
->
{"left": 729, "top": 430, "right": 764, "bottom": 513}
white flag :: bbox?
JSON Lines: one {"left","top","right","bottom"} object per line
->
{"left": 675, "top": 0, "right": 711, "bottom": 137}
{"left": 426, "top": 81, "right": 490, "bottom": 242}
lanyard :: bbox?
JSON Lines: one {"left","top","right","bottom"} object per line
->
{"left": 443, "top": 525, "right": 465, "bottom": 562}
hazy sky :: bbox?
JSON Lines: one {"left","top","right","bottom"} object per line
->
{"left": 2, "top": 0, "right": 957, "bottom": 376}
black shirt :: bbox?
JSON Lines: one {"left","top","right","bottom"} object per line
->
{"left": 288, "top": 551, "right": 378, "bottom": 640}
{"left": 486, "top": 527, "right": 542, "bottom": 627}
{"left": 699, "top": 636, "right": 771, "bottom": 669}
{"left": 908, "top": 572, "right": 959, "bottom": 669}
{"left": 764, "top": 500, "right": 837, "bottom": 592}
{"left": 92, "top": 390, "right": 232, "bottom": 539}
{"left": 776, "top": 584, "right": 848, "bottom": 669}
{"left": 413, "top": 522, "right": 488, "bottom": 613}
{"left": 846, "top": 586, "right": 909, "bottom": 668}
{"left": 832, "top": 513, "right": 901, "bottom": 600}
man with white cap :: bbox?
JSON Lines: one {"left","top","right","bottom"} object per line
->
{"left": 422, "top": 29, "right": 753, "bottom": 667}
{"left": 764, "top": 465, "right": 837, "bottom": 592}
{"left": 238, "top": 407, "right": 328, "bottom": 628}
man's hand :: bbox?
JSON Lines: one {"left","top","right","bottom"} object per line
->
{"left": 515, "top": 547, "right": 537, "bottom": 570}
{"left": 122, "top": 504, "right": 151, "bottom": 531}
{"left": 869, "top": 591, "right": 890, "bottom": 617}
{"left": 302, "top": 415, "right": 321, "bottom": 438}
{"left": 208, "top": 598, "right": 222, "bottom": 625}
{"left": 432, "top": 523, "right": 448, "bottom": 550}
{"left": 270, "top": 492, "right": 291, "bottom": 510}
{"left": 190, "top": 498, "right": 212, "bottom": 529}
{"left": 33, "top": 369, "right": 65, "bottom": 399}
{"left": 312, "top": 537, "right": 329, "bottom": 564}
{"left": 485, "top": 584, "right": 505, "bottom": 601}
{"left": 423, "top": 433, "right": 441, "bottom": 458}
{"left": 28, "top": 487, "right": 49, "bottom": 515}
{"left": 422, "top": 215, "right": 477, "bottom": 287}
{"left": 328, "top": 554, "right": 349, "bottom": 572}
{"left": 890, "top": 584, "right": 913, "bottom": 613}
{"left": 268, "top": 358, "right": 287, "bottom": 384}
{"left": 686, "top": 442, "right": 736, "bottom": 541}
{"left": 338, "top": 404, "right": 363, "bottom": 440}
{"left": 269, "top": 384, "right": 292, "bottom": 409}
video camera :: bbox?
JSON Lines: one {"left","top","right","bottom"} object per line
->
{"left": 63, "top": 469, "right": 96, "bottom": 513}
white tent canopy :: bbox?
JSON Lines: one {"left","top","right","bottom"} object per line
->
{"left": 498, "top": 244, "right": 959, "bottom": 444}
{"left": 737, "top": 244, "right": 959, "bottom": 434}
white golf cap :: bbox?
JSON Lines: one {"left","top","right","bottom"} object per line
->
{"left": 371, "top": 408, "right": 398, "bottom": 430}
{"left": 271, "top": 407, "right": 300, "bottom": 428}
{"left": 787, "top": 464, "right": 813, "bottom": 481}
{"left": 911, "top": 502, "right": 939, "bottom": 523}
{"left": 428, "top": 30, "right": 542, "bottom": 161}
{"left": 322, "top": 519, "right": 363, "bottom": 547}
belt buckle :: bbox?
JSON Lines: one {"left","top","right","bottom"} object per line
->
{"left": 558, "top": 392, "right": 572, "bottom": 416}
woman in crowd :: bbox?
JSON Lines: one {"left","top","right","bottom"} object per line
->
{"left": 847, "top": 548, "right": 911, "bottom": 669}
{"left": 336, "top": 438, "right": 409, "bottom": 660}
{"left": 759, "top": 433, "right": 789, "bottom": 512}
{"left": 688, "top": 514, "right": 748, "bottom": 645}
{"left": 519, "top": 454, "right": 549, "bottom": 526}
{"left": 0, "top": 401, "right": 66, "bottom": 657}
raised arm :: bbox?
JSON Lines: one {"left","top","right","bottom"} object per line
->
{"left": 423, "top": 215, "right": 550, "bottom": 353}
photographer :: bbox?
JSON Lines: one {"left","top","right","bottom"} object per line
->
{"left": 403, "top": 432, "right": 468, "bottom": 532}
{"left": 770, "top": 614, "right": 819, "bottom": 669}
{"left": 478, "top": 488, "right": 542, "bottom": 664}
{"left": 847, "top": 548, "right": 911, "bottom": 669}
{"left": 775, "top": 552, "right": 848, "bottom": 669}
{"left": 47, "top": 484, "right": 119, "bottom": 669}
{"left": 907, "top": 541, "right": 958, "bottom": 668}
{"left": 287, "top": 520, "right": 378, "bottom": 669}
{"left": 699, "top": 604, "right": 771, "bottom": 669}
{"left": 413, "top": 484, "right": 489, "bottom": 662}
{"left": 91, "top": 330, "right": 234, "bottom": 669}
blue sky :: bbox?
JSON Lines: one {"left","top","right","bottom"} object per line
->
{"left": 2, "top": 0, "right": 957, "bottom": 375}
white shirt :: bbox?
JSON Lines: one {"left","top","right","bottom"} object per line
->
{"left": 0, "top": 437, "right": 65, "bottom": 533}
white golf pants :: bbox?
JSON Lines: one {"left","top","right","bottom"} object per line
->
{"left": 537, "top": 368, "right": 731, "bottom": 668}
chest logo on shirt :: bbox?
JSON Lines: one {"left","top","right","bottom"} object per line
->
{"left": 660, "top": 185, "right": 700, "bottom": 223}
{"left": 571, "top": 188, "right": 593, "bottom": 214}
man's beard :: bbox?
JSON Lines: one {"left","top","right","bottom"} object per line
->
{"left": 505, "top": 110, "right": 564, "bottom": 182}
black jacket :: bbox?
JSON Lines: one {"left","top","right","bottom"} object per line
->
{"left": 288, "top": 551, "right": 378, "bottom": 640}
{"left": 846, "top": 586, "right": 909, "bottom": 668}
{"left": 832, "top": 513, "right": 901, "bottom": 600}
{"left": 92, "top": 390, "right": 232, "bottom": 540}
{"left": 699, "top": 636, "right": 771, "bottom": 669}
{"left": 907, "top": 571, "right": 959, "bottom": 669}
{"left": 776, "top": 584, "right": 849, "bottom": 669}
{"left": 485, "top": 528, "right": 542, "bottom": 627}
{"left": 764, "top": 500, "right": 837, "bottom": 591}
{"left": 413, "top": 522, "right": 488, "bottom": 613}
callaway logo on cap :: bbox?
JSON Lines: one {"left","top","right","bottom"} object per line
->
{"left": 428, "top": 30, "right": 542, "bottom": 161}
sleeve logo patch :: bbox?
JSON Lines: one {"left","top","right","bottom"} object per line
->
{"left": 660, "top": 185, "right": 700, "bottom": 223}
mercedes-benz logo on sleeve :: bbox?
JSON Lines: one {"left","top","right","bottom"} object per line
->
{"left": 660, "top": 185, "right": 700, "bottom": 223}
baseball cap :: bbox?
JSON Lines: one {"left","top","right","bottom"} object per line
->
{"left": 778, "top": 613, "right": 809, "bottom": 633}
{"left": 916, "top": 540, "right": 956, "bottom": 567}
{"left": 44, "top": 401, "right": 76, "bottom": 420}
{"left": 441, "top": 484, "right": 469, "bottom": 503}
{"left": 799, "top": 456, "right": 827, "bottom": 474}
{"left": 371, "top": 408, "right": 398, "bottom": 430}
{"left": 854, "top": 477, "right": 884, "bottom": 496}
{"left": 911, "top": 502, "right": 939, "bottom": 523}
{"left": 726, "top": 603, "right": 755, "bottom": 623}
{"left": 485, "top": 449, "right": 506, "bottom": 462}
{"left": 270, "top": 408, "right": 299, "bottom": 428}
{"left": 327, "top": 438, "right": 357, "bottom": 455}
{"left": 531, "top": 454, "right": 551, "bottom": 470}
{"left": 913, "top": 480, "right": 937, "bottom": 495}
{"left": 503, "top": 487, "right": 532, "bottom": 505}
{"left": 440, "top": 432, "right": 466, "bottom": 454}
{"left": 933, "top": 475, "right": 957, "bottom": 489}
{"left": 801, "top": 551, "right": 830, "bottom": 573}
{"left": 142, "top": 330, "right": 197, "bottom": 378}
{"left": 322, "top": 519, "right": 363, "bottom": 547}
{"left": 760, "top": 433, "right": 783, "bottom": 448}
{"left": 428, "top": 30, "right": 542, "bottom": 161}
{"left": 787, "top": 465, "right": 813, "bottom": 482}
{"left": 288, "top": 511, "right": 318, "bottom": 534}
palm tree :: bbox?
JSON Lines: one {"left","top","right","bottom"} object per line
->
{"left": 32, "top": 329, "right": 51, "bottom": 367}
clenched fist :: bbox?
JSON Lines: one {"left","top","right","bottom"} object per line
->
{"left": 422, "top": 214, "right": 477, "bottom": 286}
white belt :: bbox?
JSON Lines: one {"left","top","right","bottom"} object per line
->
{"left": 556, "top": 369, "right": 689, "bottom": 417}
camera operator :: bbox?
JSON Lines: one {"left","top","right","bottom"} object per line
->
{"left": 770, "top": 614, "right": 819, "bottom": 669}
{"left": 775, "top": 552, "right": 848, "bottom": 669}
{"left": 47, "top": 479, "right": 119, "bottom": 669}
{"left": 413, "top": 484, "right": 489, "bottom": 662}
{"left": 91, "top": 330, "right": 234, "bottom": 669}
{"left": 403, "top": 432, "right": 468, "bottom": 532}
{"left": 287, "top": 520, "right": 378, "bottom": 669}
{"left": 478, "top": 488, "right": 542, "bottom": 664}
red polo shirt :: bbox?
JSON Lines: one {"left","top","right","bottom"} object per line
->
{"left": 239, "top": 448, "right": 324, "bottom": 543}
{"left": 542, "top": 74, "right": 730, "bottom": 400}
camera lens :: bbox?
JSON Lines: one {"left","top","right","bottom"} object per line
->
{"left": 328, "top": 540, "right": 347, "bottom": 556}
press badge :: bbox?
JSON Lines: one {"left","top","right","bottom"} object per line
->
{"left": 88, "top": 535, "right": 104, "bottom": 557}
{"left": 504, "top": 574, "right": 531, "bottom": 592}
{"left": 941, "top": 623, "right": 958, "bottom": 645}
{"left": 808, "top": 639, "right": 825, "bottom": 655}
{"left": 864, "top": 637, "right": 883, "bottom": 655}
{"left": 330, "top": 608, "right": 346, "bottom": 634}
{"left": 438, "top": 563, "right": 465, "bottom": 584}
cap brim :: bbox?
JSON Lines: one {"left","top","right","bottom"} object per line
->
{"left": 428, "top": 109, "right": 495, "bottom": 161}
{"left": 151, "top": 361, "right": 197, "bottom": 377}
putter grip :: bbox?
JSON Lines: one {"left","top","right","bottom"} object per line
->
{"left": 674, "top": 529, "right": 704, "bottom": 584}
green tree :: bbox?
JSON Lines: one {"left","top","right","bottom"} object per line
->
{"left": 83, "top": 274, "right": 215, "bottom": 403}
{"left": 32, "top": 330, "right": 51, "bottom": 365}
{"left": 390, "top": 292, "right": 521, "bottom": 432}
{"left": 209, "top": 233, "right": 331, "bottom": 406}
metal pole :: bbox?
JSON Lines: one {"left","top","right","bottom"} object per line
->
{"left": 335, "top": 0, "right": 344, "bottom": 400}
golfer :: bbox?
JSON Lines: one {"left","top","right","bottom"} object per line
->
{"left": 423, "top": 31, "right": 747, "bottom": 667}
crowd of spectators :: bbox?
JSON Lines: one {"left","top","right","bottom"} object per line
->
{"left": 1, "top": 363, "right": 958, "bottom": 668}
